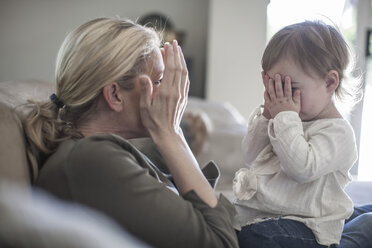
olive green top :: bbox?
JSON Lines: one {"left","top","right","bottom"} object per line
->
{"left": 36, "top": 134, "right": 238, "bottom": 248}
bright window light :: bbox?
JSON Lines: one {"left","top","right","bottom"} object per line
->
{"left": 358, "top": 63, "right": 372, "bottom": 181}
{"left": 267, "top": 0, "right": 353, "bottom": 38}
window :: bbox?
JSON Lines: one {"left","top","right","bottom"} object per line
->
{"left": 358, "top": 53, "right": 372, "bottom": 181}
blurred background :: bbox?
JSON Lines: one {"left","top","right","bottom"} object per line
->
{"left": 1, "top": 0, "right": 371, "bottom": 180}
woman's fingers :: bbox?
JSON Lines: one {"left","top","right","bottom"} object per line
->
{"left": 179, "top": 46, "right": 189, "bottom": 99}
{"left": 161, "top": 40, "right": 183, "bottom": 93}
{"left": 178, "top": 46, "right": 189, "bottom": 121}
{"left": 161, "top": 42, "right": 175, "bottom": 92}
{"left": 139, "top": 75, "right": 153, "bottom": 119}
{"left": 172, "top": 40, "right": 182, "bottom": 97}
{"left": 159, "top": 40, "right": 188, "bottom": 128}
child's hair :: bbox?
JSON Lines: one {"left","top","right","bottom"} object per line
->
{"left": 261, "top": 20, "right": 363, "bottom": 107}
{"left": 23, "top": 17, "right": 160, "bottom": 173}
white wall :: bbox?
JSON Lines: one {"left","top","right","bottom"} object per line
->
{"left": 206, "top": 0, "right": 269, "bottom": 120}
{"left": 0, "top": 0, "right": 208, "bottom": 97}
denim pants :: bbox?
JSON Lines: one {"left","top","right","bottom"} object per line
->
{"left": 238, "top": 218, "right": 328, "bottom": 248}
{"left": 339, "top": 204, "right": 372, "bottom": 248}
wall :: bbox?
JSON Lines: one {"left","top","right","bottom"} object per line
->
{"left": 206, "top": 0, "right": 269, "bottom": 120}
{"left": 0, "top": 0, "right": 208, "bottom": 97}
{"left": 0, "top": 0, "right": 269, "bottom": 118}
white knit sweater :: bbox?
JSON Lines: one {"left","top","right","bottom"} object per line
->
{"left": 233, "top": 107, "right": 357, "bottom": 246}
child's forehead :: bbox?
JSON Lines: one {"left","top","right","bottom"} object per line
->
{"left": 266, "top": 58, "right": 299, "bottom": 76}
{"left": 266, "top": 56, "right": 321, "bottom": 81}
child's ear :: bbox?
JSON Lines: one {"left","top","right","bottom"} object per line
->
{"left": 325, "top": 70, "right": 339, "bottom": 93}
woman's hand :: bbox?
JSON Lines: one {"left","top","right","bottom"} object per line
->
{"left": 139, "top": 40, "right": 190, "bottom": 139}
{"left": 264, "top": 73, "right": 301, "bottom": 118}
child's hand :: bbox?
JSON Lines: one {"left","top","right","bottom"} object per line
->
{"left": 261, "top": 71, "right": 272, "bottom": 119}
{"left": 264, "top": 73, "right": 301, "bottom": 118}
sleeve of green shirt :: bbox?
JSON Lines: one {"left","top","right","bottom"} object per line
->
{"left": 64, "top": 135, "right": 238, "bottom": 248}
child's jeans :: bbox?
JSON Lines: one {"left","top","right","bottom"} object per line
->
{"left": 238, "top": 218, "right": 329, "bottom": 248}
{"left": 340, "top": 204, "right": 372, "bottom": 248}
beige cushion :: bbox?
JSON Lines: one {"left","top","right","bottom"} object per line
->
{"left": 0, "top": 102, "right": 30, "bottom": 185}
{"left": 0, "top": 80, "right": 54, "bottom": 108}
{"left": 0, "top": 80, "right": 55, "bottom": 185}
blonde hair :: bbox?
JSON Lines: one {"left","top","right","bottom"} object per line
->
{"left": 261, "top": 20, "right": 362, "bottom": 106}
{"left": 24, "top": 17, "right": 160, "bottom": 172}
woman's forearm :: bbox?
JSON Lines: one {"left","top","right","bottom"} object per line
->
{"left": 152, "top": 132, "right": 218, "bottom": 207}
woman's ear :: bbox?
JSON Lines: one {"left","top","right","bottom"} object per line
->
{"left": 102, "top": 82, "right": 123, "bottom": 112}
{"left": 325, "top": 70, "right": 340, "bottom": 93}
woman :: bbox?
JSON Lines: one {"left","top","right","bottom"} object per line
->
{"left": 24, "top": 17, "right": 238, "bottom": 248}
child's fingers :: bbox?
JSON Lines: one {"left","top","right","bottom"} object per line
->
{"left": 264, "top": 89, "right": 271, "bottom": 103}
{"left": 293, "top": 89, "right": 301, "bottom": 105}
{"left": 267, "top": 78, "right": 276, "bottom": 100}
{"left": 262, "top": 73, "right": 270, "bottom": 91}
{"left": 283, "top": 76, "right": 292, "bottom": 98}
{"left": 274, "top": 74, "right": 283, "bottom": 98}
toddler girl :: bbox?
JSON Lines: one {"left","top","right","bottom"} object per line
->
{"left": 233, "top": 20, "right": 362, "bottom": 247}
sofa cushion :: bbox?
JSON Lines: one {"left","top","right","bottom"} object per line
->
{"left": 0, "top": 80, "right": 55, "bottom": 108}
{"left": 0, "top": 80, "right": 55, "bottom": 185}
{"left": 0, "top": 102, "right": 31, "bottom": 185}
